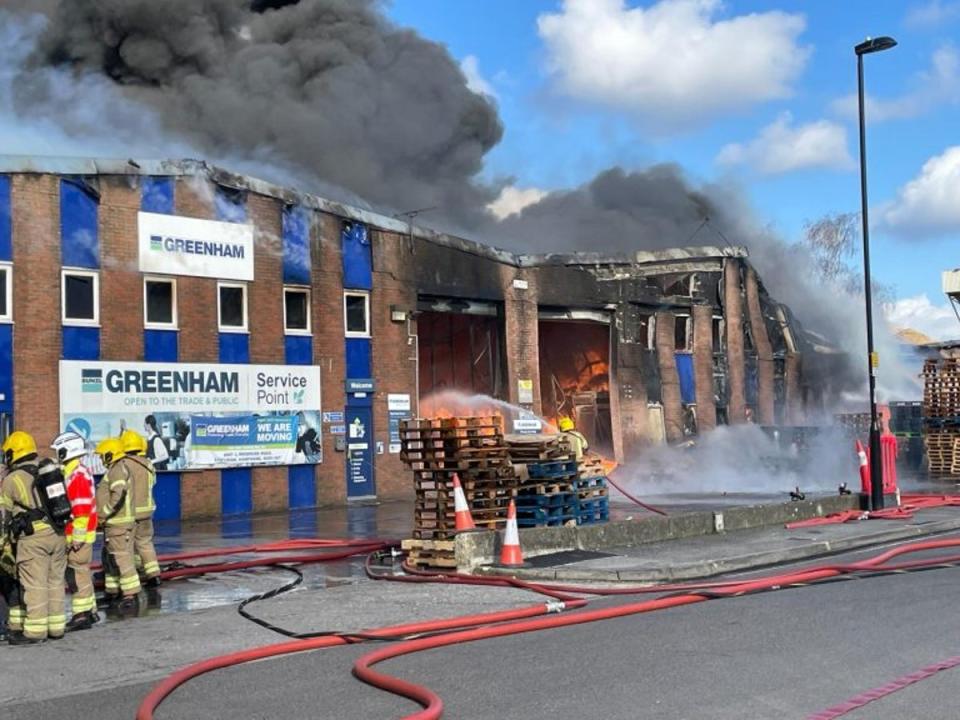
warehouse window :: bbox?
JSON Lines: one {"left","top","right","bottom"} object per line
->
{"left": 344, "top": 291, "right": 370, "bottom": 337}
{"left": 674, "top": 314, "right": 691, "bottom": 351}
{"left": 144, "top": 277, "right": 177, "bottom": 328}
{"left": 284, "top": 287, "right": 311, "bottom": 334}
{"left": 62, "top": 269, "right": 99, "bottom": 325}
{"left": 218, "top": 282, "right": 248, "bottom": 332}
{"left": 0, "top": 263, "right": 11, "bottom": 323}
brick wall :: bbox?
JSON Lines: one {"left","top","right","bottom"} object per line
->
{"left": 656, "top": 311, "right": 684, "bottom": 442}
{"left": 100, "top": 177, "right": 144, "bottom": 361}
{"left": 723, "top": 259, "right": 747, "bottom": 423}
{"left": 181, "top": 469, "right": 221, "bottom": 518}
{"left": 502, "top": 266, "right": 541, "bottom": 414}
{"left": 745, "top": 269, "right": 775, "bottom": 425}
{"left": 615, "top": 340, "right": 651, "bottom": 458}
{"left": 692, "top": 304, "right": 717, "bottom": 432}
{"left": 174, "top": 179, "right": 219, "bottom": 363}
{"left": 11, "top": 175, "right": 61, "bottom": 443}
{"left": 785, "top": 353, "right": 803, "bottom": 424}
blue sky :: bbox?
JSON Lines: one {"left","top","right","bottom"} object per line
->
{"left": 387, "top": 0, "right": 960, "bottom": 339}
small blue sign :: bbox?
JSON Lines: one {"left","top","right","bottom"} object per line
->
{"left": 329, "top": 424, "right": 347, "bottom": 435}
{"left": 346, "top": 378, "right": 375, "bottom": 393}
{"left": 322, "top": 411, "right": 345, "bottom": 424}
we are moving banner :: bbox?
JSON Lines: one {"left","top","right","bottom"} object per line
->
{"left": 60, "top": 361, "right": 322, "bottom": 470}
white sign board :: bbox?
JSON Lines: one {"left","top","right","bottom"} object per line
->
{"left": 138, "top": 211, "right": 254, "bottom": 281}
{"left": 60, "top": 361, "right": 322, "bottom": 470}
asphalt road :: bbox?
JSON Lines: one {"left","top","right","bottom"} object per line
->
{"left": 8, "top": 536, "right": 960, "bottom": 720}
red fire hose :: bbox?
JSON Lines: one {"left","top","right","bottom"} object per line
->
{"left": 137, "top": 537, "right": 960, "bottom": 720}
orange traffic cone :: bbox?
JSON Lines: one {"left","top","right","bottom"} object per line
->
{"left": 452, "top": 474, "right": 476, "bottom": 532}
{"left": 498, "top": 499, "right": 526, "bottom": 567}
{"left": 855, "top": 439, "right": 871, "bottom": 494}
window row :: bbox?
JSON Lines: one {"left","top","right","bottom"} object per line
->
{"left": 59, "top": 269, "right": 371, "bottom": 337}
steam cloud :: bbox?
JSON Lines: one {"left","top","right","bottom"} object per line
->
{"left": 1, "top": 0, "right": 916, "bottom": 401}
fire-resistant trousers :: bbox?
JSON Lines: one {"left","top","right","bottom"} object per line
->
{"left": 134, "top": 519, "right": 160, "bottom": 579}
{"left": 16, "top": 531, "right": 67, "bottom": 640}
{"left": 104, "top": 524, "right": 141, "bottom": 598}
{"left": 66, "top": 542, "right": 96, "bottom": 615}
{"left": 1, "top": 571, "right": 22, "bottom": 633}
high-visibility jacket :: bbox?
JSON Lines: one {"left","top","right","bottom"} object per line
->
{"left": 0, "top": 461, "right": 55, "bottom": 536}
{"left": 119, "top": 455, "right": 156, "bottom": 520}
{"left": 562, "top": 430, "right": 589, "bottom": 461}
{"left": 64, "top": 459, "right": 97, "bottom": 544}
{"left": 96, "top": 461, "right": 134, "bottom": 527}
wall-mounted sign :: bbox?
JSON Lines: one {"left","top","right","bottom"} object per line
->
{"left": 138, "top": 212, "right": 254, "bottom": 281}
{"left": 518, "top": 379, "right": 534, "bottom": 405}
{"left": 60, "top": 361, "right": 321, "bottom": 470}
{"left": 387, "top": 393, "right": 412, "bottom": 454}
{"left": 513, "top": 418, "right": 543, "bottom": 434}
{"left": 329, "top": 424, "right": 347, "bottom": 435}
{"left": 322, "top": 411, "right": 345, "bottom": 424}
{"left": 346, "top": 378, "right": 375, "bottom": 393}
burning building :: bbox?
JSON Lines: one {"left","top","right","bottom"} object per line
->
{"left": 0, "top": 157, "right": 824, "bottom": 520}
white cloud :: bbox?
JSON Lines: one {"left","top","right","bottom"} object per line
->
{"left": 716, "top": 113, "right": 853, "bottom": 175}
{"left": 880, "top": 146, "right": 960, "bottom": 237}
{"left": 906, "top": 1, "right": 960, "bottom": 29}
{"left": 488, "top": 185, "right": 548, "bottom": 219}
{"left": 830, "top": 45, "right": 960, "bottom": 122}
{"left": 884, "top": 294, "right": 959, "bottom": 342}
{"left": 460, "top": 55, "right": 497, "bottom": 99}
{"left": 537, "top": 0, "right": 810, "bottom": 130}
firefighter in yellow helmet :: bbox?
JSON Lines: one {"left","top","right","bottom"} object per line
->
{"left": 558, "top": 417, "right": 589, "bottom": 461}
{"left": 119, "top": 429, "right": 160, "bottom": 587}
{"left": 95, "top": 437, "right": 140, "bottom": 608}
{"left": 1, "top": 431, "right": 68, "bottom": 644}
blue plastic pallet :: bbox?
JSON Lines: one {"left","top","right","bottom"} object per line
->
{"left": 517, "top": 514, "right": 576, "bottom": 528}
{"left": 527, "top": 461, "right": 579, "bottom": 479}
{"left": 516, "top": 491, "right": 578, "bottom": 509}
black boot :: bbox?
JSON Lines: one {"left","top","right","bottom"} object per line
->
{"left": 144, "top": 576, "right": 162, "bottom": 589}
{"left": 66, "top": 612, "right": 96, "bottom": 632}
{"left": 9, "top": 633, "right": 45, "bottom": 646}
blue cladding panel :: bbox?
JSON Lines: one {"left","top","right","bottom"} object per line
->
{"left": 144, "top": 330, "right": 178, "bottom": 362}
{"left": 0, "top": 176, "right": 11, "bottom": 261}
{"left": 221, "top": 468, "right": 252, "bottom": 515}
{"left": 675, "top": 353, "right": 696, "bottom": 405}
{"left": 60, "top": 180, "right": 99, "bottom": 269}
{"left": 62, "top": 327, "right": 100, "bottom": 361}
{"left": 0, "top": 324, "right": 12, "bottom": 412}
{"left": 341, "top": 223, "right": 372, "bottom": 290}
{"left": 141, "top": 177, "right": 175, "bottom": 214}
{"left": 285, "top": 335, "right": 312, "bottom": 366}
{"left": 153, "top": 472, "right": 181, "bottom": 521}
{"left": 288, "top": 465, "right": 316, "bottom": 509}
{"left": 219, "top": 333, "right": 250, "bottom": 363}
{"left": 345, "top": 337, "right": 371, "bottom": 378}
{"left": 283, "top": 205, "right": 311, "bottom": 285}
{"left": 215, "top": 190, "right": 247, "bottom": 222}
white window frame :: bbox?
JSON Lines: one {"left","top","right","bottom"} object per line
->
{"left": 61, "top": 268, "right": 100, "bottom": 327}
{"left": 343, "top": 290, "right": 370, "bottom": 338}
{"left": 675, "top": 313, "right": 692, "bottom": 352}
{"left": 283, "top": 286, "right": 312, "bottom": 336}
{"left": 217, "top": 281, "right": 248, "bottom": 333}
{"left": 143, "top": 276, "right": 178, "bottom": 330}
{"left": 0, "top": 262, "right": 12, "bottom": 323}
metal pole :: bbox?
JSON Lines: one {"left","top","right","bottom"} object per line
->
{"left": 857, "top": 52, "right": 884, "bottom": 511}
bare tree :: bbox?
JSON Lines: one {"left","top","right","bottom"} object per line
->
{"left": 802, "top": 212, "right": 893, "bottom": 303}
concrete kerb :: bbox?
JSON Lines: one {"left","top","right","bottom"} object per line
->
{"left": 456, "top": 495, "right": 861, "bottom": 574}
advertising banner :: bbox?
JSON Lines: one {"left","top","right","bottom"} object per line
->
{"left": 60, "top": 361, "right": 322, "bottom": 470}
{"left": 138, "top": 211, "right": 254, "bottom": 281}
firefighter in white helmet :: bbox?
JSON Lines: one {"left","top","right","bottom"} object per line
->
{"left": 51, "top": 431, "right": 99, "bottom": 631}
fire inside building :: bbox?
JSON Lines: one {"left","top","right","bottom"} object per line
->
{"left": 0, "top": 157, "right": 833, "bottom": 520}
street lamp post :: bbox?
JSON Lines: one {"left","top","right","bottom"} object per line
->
{"left": 855, "top": 36, "right": 897, "bottom": 511}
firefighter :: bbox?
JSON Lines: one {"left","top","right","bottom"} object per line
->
{"left": 0, "top": 431, "right": 67, "bottom": 644}
{"left": 558, "top": 417, "right": 589, "bottom": 461}
{"left": 51, "top": 431, "right": 99, "bottom": 631}
{"left": 120, "top": 429, "right": 160, "bottom": 587}
{"left": 95, "top": 438, "right": 140, "bottom": 608}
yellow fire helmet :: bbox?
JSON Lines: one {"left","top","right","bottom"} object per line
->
{"left": 558, "top": 417, "right": 575, "bottom": 432}
{"left": 2, "top": 431, "right": 38, "bottom": 466}
{"left": 95, "top": 437, "right": 126, "bottom": 466}
{"left": 120, "top": 429, "right": 148, "bottom": 456}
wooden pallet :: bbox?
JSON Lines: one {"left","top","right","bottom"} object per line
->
{"left": 402, "top": 538, "right": 458, "bottom": 569}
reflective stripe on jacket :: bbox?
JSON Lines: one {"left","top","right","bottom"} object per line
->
{"left": 121, "top": 455, "right": 156, "bottom": 520}
{"left": 562, "top": 430, "right": 589, "bottom": 461}
{"left": 65, "top": 459, "right": 97, "bottom": 543}
{"left": 96, "top": 462, "right": 134, "bottom": 526}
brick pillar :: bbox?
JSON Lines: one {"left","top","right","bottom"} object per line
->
{"left": 174, "top": 179, "right": 218, "bottom": 362}
{"left": 502, "top": 267, "right": 541, "bottom": 416}
{"left": 11, "top": 175, "right": 62, "bottom": 441}
{"left": 616, "top": 340, "right": 651, "bottom": 457}
{"left": 656, "top": 311, "right": 683, "bottom": 443}
{"left": 785, "top": 352, "right": 803, "bottom": 424}
{"left": 745, "top": 269, "right": 775, "bottom": 425}
{"left": 314, "top": 213, "right": 347, "bottom": 505}
{"left": 692, "top": 304, "right": 716, "bottom": 432}
{"left": 100, "top": 177, "right": 144, "bottom": 361}
{"left": 723, "top": 260, "right": 747, "bottom": 423}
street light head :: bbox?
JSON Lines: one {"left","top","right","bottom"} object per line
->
{"left": 855, "top": 36, "right": 897, "bottom": 56}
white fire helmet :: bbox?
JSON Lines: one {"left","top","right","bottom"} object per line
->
{"left": 51, "top": 431, "right": 87, "bottom": 463}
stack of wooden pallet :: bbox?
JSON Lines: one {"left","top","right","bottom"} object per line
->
{"left": 575, "top": 457, "right": 609, "bottom": 525}
{"left": 399, "top": 416, "right": 516, "bottom": 567}
{"left": 922, "top": 359, "right": 960, "bottom": 477}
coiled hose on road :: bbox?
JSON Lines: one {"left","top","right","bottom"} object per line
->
{"left": 134, "top": 536, "right": 960, "bottom": 720}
